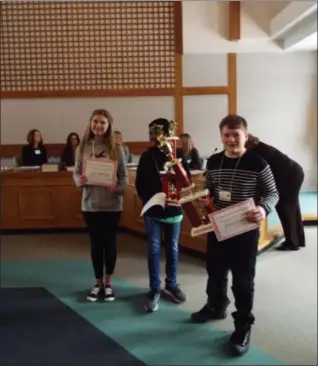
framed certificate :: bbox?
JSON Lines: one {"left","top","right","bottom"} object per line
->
{"left": 208, "top": 199, "right": 259, "bottom": 241}
{"left": 82, "top": 158, "right": 117, "bottom": 187}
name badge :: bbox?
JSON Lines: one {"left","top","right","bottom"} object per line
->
{"left": 34, "top": 149, "right": 41, "bottom": 155}
{"left": 219, "top": 190, "right": 231, "bottom": 201}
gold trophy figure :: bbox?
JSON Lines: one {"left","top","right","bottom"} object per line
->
{"left": 152, "top": 121, "right": 215, "bottom": 237}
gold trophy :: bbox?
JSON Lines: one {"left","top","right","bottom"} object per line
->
{"left": 152, "top": 121, "right": 215, "bottom": 237}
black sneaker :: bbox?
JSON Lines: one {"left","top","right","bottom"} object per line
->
{"left": 87, "top": 285, "right": 103, "bottom": 302}
{"left": 104, "top": 285, "right": 115, "bottom": 302}
{"left": 163, "top": 285, "right": 187, "bottom": 303}
{"left": 144, "top": 290, "right": 160, "bottom": 312}
{"left": 276, "top": 242, "right": 299, "bottom": 251}
{"left": 230, "top": 326, "right": 252, "bottom": 356}
{"left": 190, "top": 304, "right": 227, "bottom": 323}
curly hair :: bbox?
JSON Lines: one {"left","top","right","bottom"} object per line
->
{"left": 26, "top": 129, "right": 43, "bottom": 146}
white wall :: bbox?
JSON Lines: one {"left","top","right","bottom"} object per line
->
{"left": 181, "top": 52, "right": 317, "bottom": 189}
{"left": 182, "top": 1, "right": 289, "bottom": 53}
{"left": 1, "top": 97, "right": 174, "bottom": 144}
{"left": 1, "top": 52, "right": 316, "bottom": 190}
{"left": 182, "top": 54, "right": 228, "bottom": 155}
{"left": 182, "top": 1, "right": 317, "bottom": 53}
{"left": 237, "top": 52, "right": 317, "bottom": 188}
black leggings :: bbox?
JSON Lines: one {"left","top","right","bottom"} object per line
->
{"left": 83, "top": 211, "right": 121, "bottom": 279}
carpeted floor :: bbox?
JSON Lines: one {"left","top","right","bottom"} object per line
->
{"left": 1, "top": 227, "right": 317, "bottom": 365}
{"left": 268, "top": 191, "right": 317, "bottom": 227}
{"left": 0, "top": 287, "right": 146, "bottom": 366}
{"left": 1, "top": 260, "right": 284, "bottom": 366}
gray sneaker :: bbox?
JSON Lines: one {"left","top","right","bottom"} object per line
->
{"left": 144, "top": 290, "right": 160, "bottom": 312}
{"left": 163, "top": 285, "right": 187, "bottom": 303}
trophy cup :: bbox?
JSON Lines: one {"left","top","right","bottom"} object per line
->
{"left": 151, "top": 121, "right": 215, "bottom": 237}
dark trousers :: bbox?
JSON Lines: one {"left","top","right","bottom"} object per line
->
{"left": 206, "top": 229, "right": 259, "bottom": 326}
{"left": 276, "top": 169, "right": 305, "bottom": 249}
{"left": 144, "top": 216, "right": 182, "bottom": 292}
{"left": 276, "top": 193, "right": 305, "bottom": 249}
{"left": 83, "top": 211, "right": 121, "bottom": 279}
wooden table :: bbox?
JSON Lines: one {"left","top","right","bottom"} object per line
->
{"left": 0, "top": 169, "right": 270, "bottom": 252}
{"left": 0, "top": 170, "right": 84, "bottom": 230}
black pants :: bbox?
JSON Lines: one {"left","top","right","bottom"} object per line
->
{"left": 206, "top": 229, "right": 259, "bottom": 326}
{"left": 276, "top": 169, "right": 305, "bottom": 249}
{"left": 83, "top": 211, "right": 121, "bottom": 279}
{"left": 276, "top": 193, "right": 305, "bottom": 249}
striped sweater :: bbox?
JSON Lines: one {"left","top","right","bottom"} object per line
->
{"left": 205, "top": 150, "right": 279, "bottom": 215}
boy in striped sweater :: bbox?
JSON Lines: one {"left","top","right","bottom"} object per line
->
{"left": 191, "top": 115, "right": 279, "bottom": 356}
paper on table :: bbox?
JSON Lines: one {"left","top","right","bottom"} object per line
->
{"left": 208, "top": 198, "right": 258, "bottom": 241}
{"left": 190, "top": 169, "right": 205, "bottom": 175}
{"left": 140, "top": 192, "right": 167, "bottom": 216}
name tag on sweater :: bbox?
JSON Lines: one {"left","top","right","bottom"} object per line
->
{"left": 34, "top": 149, "right": 41, "bottom": 155}
{"left": 219, "top": 190, "right": 231, "bottom": 201}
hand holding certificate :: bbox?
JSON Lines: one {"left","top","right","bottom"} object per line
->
{"left": 82, "top": 158, "right": 117, "bottom": 187}
{"left": 208, "top": 199, "right": 259, "bottom": 242}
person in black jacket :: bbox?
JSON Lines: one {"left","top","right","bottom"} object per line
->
{"left": 21, "top": 129, "right": 47, "bottom": 166}
{"left": 60, "top": 132, "right": 80, "bottom": 168}
{"left": 246, "top": 134, "right": 305, "bottom": 251}
{"left": 135, "top": 118, "right": 189, "bottom": 313}
{"left": 177, "top": 133, "right": 201, "bottom": 170}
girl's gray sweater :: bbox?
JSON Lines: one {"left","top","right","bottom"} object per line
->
{"left": 73, "top": 140, "right": 128, "bottom": 212}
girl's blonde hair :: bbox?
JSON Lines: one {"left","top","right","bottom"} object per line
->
{"left": 180, "top": 133, "right": 194, "bottom": 157}
{"left": 76, "top": 109, "right": 118, "bottom": 161}
{"left": 113, "top": 130, "right": 126, "bottom": 147}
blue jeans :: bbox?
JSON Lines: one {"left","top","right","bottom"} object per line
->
{"left": 144, "top": 216, "right": 182, "bottom": 292}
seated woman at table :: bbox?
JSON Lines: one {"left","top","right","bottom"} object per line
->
{"left": 21, "top": 129, "right": 47, "bottom": 166}
{"left": 114, "top": 130, "right": 132, "bottom": 163}
{"left": 177, "top": 133, "right": 201, "bottom": 170}
{"left": 60, "top": 132, "right": 80, "bottom": 168}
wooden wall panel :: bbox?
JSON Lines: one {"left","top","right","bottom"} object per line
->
{"left": 1, "top": 1, "right": 176, "bottom": 98}
{"left": 174, "top": 1, "right": 183, "bottom": 136}
{"left": 229, "top": 1, "right": 241, "bottom": 41}
{"left": 0, "top": 1, "right": 238, "bottom": 147}
{"left": 228, "top": 53, "right": 237, "bottom": 114}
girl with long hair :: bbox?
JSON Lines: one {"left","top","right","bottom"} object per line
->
{"left": 74, "top": 109, "right": 128, "bottom": 302}
{"left": 60, "top": 132, "right": 80, "bottom": 167}
{"left": 114, "top": 130, "right": 132, "bottom": 163}
{"left": 178, "top": 133, "right": 201, "bottom": 170}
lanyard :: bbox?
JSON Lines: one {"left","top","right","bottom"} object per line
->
{"left": 218, "top": 152, "right": 242, "bottom": 192}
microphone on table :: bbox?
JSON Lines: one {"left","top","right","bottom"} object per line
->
{"left": 208, "top": 148, "right": 218, "bottom": 159}
{"left": 202, "top": 148, "right": 218, "bottom": 176}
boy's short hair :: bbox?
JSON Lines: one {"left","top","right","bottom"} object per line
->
{"left": 219, "top": 114, "right": 248, "bottom": 131}
{"left": 149, "top": 118, "right": 170, "bottom": 136}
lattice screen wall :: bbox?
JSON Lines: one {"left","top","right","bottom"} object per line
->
{"left": 0, "top": 1, "right": 176, "bottom": 94}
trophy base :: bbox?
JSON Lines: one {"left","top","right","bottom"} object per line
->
{"left": 178, "top": 185, "right": 215, "bottom": 237}
{"left": 166, "top": 200, "right": 181, "bottom": 207}
{"left": 190, "top": 223, "right": 214, "bottom": 237}
{"left": 166, "top": 187, "right": 209, "bottom": 207}
{"left": 178, "top": 188, "right": 210, "bottom": 204}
